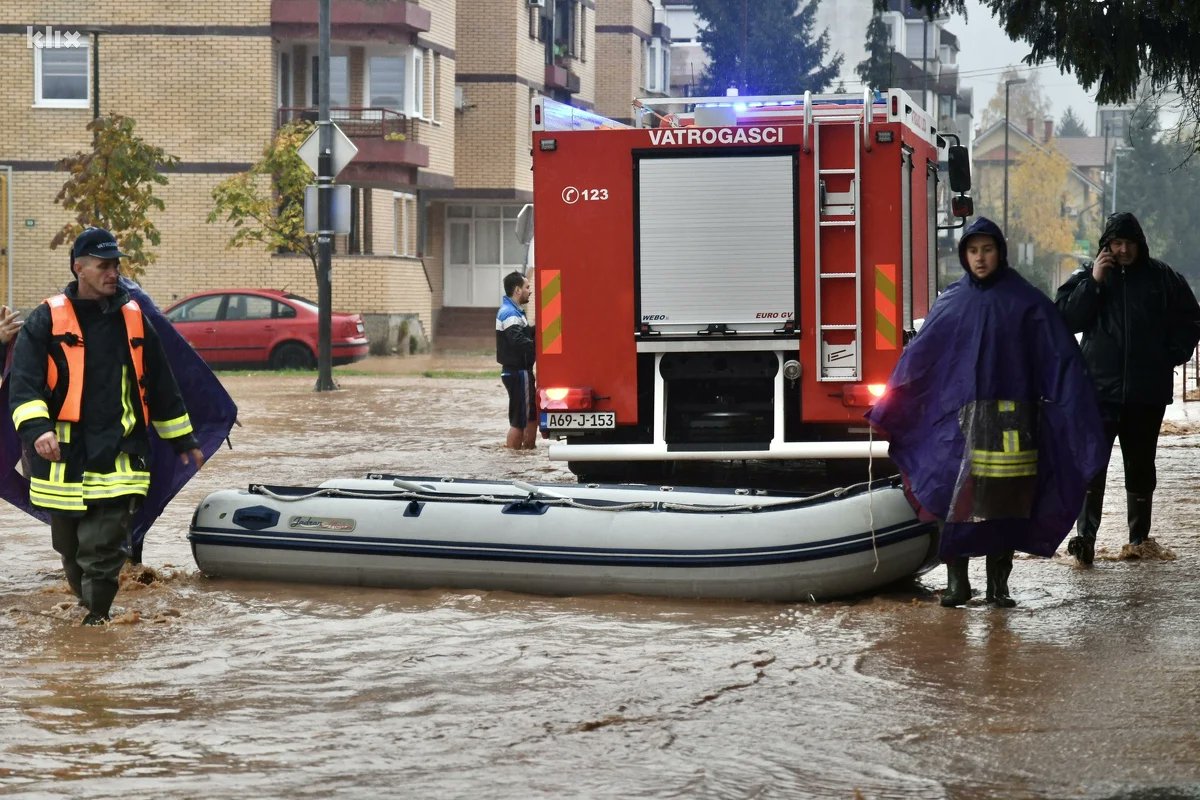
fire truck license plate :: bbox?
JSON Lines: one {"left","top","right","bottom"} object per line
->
{"left": 541, "top": 412, "right": 616, "bottom": 430}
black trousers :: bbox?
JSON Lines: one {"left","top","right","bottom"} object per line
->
{"left": 1091, "top": 403, "right": 1166, "bottom": 496}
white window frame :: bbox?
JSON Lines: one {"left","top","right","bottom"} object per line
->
{"left": 394, "top": 192, "right": 418, "bottom": 257}
{"left": 644, "top": 39, "right": 666, "bottom": 94}
{"left": 409, "top": 47, "right": 424, "bottom": 119}
{"left": 33, "top": 41, "right": 90, "bottom": 108}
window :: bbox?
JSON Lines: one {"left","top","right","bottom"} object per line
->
{"left": 367, "top": 49, "right": 425, "bottom": 117}
{"left": 225, "top": 294, "right": 275, "bottom": 321}
{"left": 278, "top": 52, "right": 291, "bottom": 108}
{"left": 409, "top": 48, "right": 424, "bottom": 118}
{"left": 446, "top": 205, "right": 527, "bottom": 268}
{"left": 369, "top": 55, "right": 405, "bottom": 110}
{"left": 166, "top": 295, "right": 222, "bottom": 323}
{"left": 644, "top": 40, "right": 667, "bottom": 93}
{"left": 34, "top": 42, "right": 89, "bottom": 107}
{"left": 394, "top": 192, "right": 418, "bottom": 257}
{"left": 311, "top": 54, "right": 349, "bottom": 106}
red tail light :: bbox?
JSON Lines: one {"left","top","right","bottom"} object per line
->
{"left": 539, "top": 386, "right": 594, "bottom": 410}
{"left": 841, "top": 383, "right": 887, "bottom": 408}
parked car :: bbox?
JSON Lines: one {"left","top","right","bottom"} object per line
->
{"left": 163, "top": 289, "right": 369, "bottom": 370}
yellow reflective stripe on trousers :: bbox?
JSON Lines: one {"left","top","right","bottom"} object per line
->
{"left": 81, "top": 454, "right": 150, "bottom": 501}
{"left": 55, "top": 420, "right": 73, "bottom": 444}
{"left": 997, "top": 400, "right": 1016, "bottom": 413}
{"left": 29, "top": 475, "right": 86, "bottom": 513}
{"left": 152, "top": 413, "right": 194, "bottom": 439}
{"left": 120, "top": 365, "right": 138, "bottom": 436}
{"left": 972, "top": 463, "right": 1038, "bottom": 478}
{"left": 12, "top": 399, "right": 50, "bottom": 427}
{"left": 970, "top": 449, "right": 1037, "bottom": 465}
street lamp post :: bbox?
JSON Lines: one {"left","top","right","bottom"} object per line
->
{"left": 1003, "top": 76, "right": 1027, "bottom": 234}
{"left": 1111, "top": 145, "right": 1131, "bottom": 215}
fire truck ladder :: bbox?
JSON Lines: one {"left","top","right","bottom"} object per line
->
{"left": 807, "top": 91, "right": 874, "bottom": 382}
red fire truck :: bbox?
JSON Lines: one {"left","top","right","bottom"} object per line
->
{"left": 529, "top": 89, "right": 970, "bottom": 485}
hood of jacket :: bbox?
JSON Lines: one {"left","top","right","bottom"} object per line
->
{"left": 957, "top": 216, "right": 1009, "bottom": 284}
{"left": 1098, "top": 211, "right": 1151, "bottom": 266}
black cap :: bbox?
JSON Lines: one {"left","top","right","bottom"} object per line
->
{"left": 71, "top": 228, "right": 128, "bottom": 262}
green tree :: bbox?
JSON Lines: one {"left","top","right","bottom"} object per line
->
{"left": 207, "top": 122, "right": 317, "bottom": 279}
{"left": 855, "top": 13, "right": 893, "bottom": 91}
{"left": 878, "top": 0, "right": 1200, "bottom": 147}
{"left": 694, "top": 0, "right": 842, "bottom": 96}
{"left": 1056, "top": 106, "right": 1089, "bottom": 137}
{"left": 51, "top": 115, "right": 179, "bottom": 277}
{"left": 1112, "top": 106, "right": 1200, "bottom": 284}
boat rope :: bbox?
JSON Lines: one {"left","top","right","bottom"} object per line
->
{"left": 247, "top": 481, "right": 885, "bottom": 516}
{"left": 867, "top": 427, "right": 879, "bottom": 572}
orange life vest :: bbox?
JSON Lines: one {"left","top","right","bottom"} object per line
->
{"left": 45, "top": 293, "right": 149, "bottom": 425}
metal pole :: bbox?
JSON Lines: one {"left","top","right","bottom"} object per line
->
{"left": 1111, "top": 149, "right": 1119, "bottom": 215}
{"left": 1003, "top": 81, "right": 1010, "bottom": 234}
{"left": 91, "top": 32, "right": 99, "bottom": 120}
{"left": 315, "top": 0, "right": 335, "bottom": 391}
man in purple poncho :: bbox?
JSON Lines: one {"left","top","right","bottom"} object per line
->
{"left": 866, "top": 217, "right": 1106, "bottom": 608}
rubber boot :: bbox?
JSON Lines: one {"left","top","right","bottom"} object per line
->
{"left": 81, "top": 580, "right": 118, "bottom": 624}
{"left": 985, "top": 551, "right": 1017, "bottom": 608}
{"left": 939, "top": 558, "right": 971, "bottom": 607}
{"left": 1127, "top": 492, "right": 1152, "bottom": 545}
{"left": 1067, "top": 485, "right": 1104, "bottom": 566}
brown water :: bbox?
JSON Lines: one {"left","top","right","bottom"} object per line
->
{"left": 2, "top": 358, "right": 1199, "bottom": 799}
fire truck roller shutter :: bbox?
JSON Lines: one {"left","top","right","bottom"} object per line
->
{"left": 636, "top": 154, "right": 797, "bottom": 336}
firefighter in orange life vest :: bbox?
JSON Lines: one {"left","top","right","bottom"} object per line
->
{"left": 8, "top": 228, "right": 204, "bottom": 625}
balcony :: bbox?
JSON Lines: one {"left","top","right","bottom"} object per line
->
{"left": 271, "top": 0, "right": 431, "bottom": 41}
{"left": 545, "top": 63, "right": 581, "bottom": 95}
{"left": 278, "top": 106, "right": 430, "bottom": 187}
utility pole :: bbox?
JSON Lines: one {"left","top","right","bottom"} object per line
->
{"left": 315, "top": 0, "right": 335, "bottom": 391}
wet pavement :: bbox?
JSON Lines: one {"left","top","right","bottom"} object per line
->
{"left": 1, "top": 356, "right": 1198, "bottom": 799}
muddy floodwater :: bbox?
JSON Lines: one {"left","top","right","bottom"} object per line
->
{"left": 2, "top": 356, "right": 1199, "bottom": 799}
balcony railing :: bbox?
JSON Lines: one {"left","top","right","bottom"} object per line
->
{"left": 277, "top": 106, "right": 414, "bottom": 141}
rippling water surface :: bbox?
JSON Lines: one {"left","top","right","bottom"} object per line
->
{"left": 2, "top": 362, "right": 1199, "bottom": 799}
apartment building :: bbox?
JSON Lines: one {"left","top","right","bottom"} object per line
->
{"left": 1, "top": 0, "right": 456, "bottom": 350}
{"left": 0, "top": 1, "right": 667, "bottom": 352}
{"left": 594, "top": 0, "right": 671, "bottom": 124}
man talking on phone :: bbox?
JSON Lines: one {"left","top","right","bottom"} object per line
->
{"left": 1055, "top": 212, "right": 1200, "bottom": 564}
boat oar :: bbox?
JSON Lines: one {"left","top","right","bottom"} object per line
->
{"left": 393, "top": 478, "right": 436, "bottom": 493}
{"left": 511, "top": 480, "right": 568, "bottom": 501}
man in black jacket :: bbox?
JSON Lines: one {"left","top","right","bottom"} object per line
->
{"left": 496, "top": 271, "right": 537, "bottom": 449}
{"left": 1055, "top": 212, "right": 1200, "bottom": 564}
{"left": 8, "top": 228, "right": 205, "bottom": 624}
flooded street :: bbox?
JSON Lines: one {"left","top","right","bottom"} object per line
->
{"left": 1, "top": 357, "right": 1198, "bottom": 799}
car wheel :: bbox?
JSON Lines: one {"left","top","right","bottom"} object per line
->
{"left": 269, "top": 342, "right": 315, "bottom": 370}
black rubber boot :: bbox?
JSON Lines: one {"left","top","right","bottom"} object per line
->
{"left": 81, "top": 612, "right": 109, "bottom": 626}
{"left": 1127, "top": 492, "right": 1152, "bottom": 545}
{"left": 82, "top": 580, "right": 118, "bottom": 622}
{"left": 985, "top": 551, "right": 1017, "bottom": 608}
{"left": 1067, "top": 485, "right": 1104, "bottom": 565}
{"left": 940, "top": 558, "right": 971, "bottom": 607}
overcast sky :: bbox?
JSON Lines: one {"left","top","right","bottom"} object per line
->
{"left": 951, "top": 0, "right": 1100, "bottom": 134}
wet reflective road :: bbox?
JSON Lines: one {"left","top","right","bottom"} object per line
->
{"left": 1, "top": 360, "right": 1198, "bottom": 799}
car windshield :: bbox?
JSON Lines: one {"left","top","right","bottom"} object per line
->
{"left": 285, "top": 293, "right": 319, "bottom": 311}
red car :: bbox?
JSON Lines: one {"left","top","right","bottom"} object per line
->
{"left": 164, "top": 289, "right": 369, "bottom": 369}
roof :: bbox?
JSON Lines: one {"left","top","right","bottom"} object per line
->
{"left": 1054, "top": 137, "right": 1110, "bottom": 169}
{"left": 973, "top": 121, "right": 1103, "bottom": 193}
